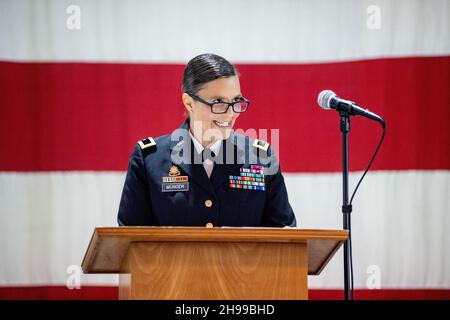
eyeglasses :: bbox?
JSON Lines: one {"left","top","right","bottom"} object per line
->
{"left": 188, "top": 93, "right": 250, "bottom": 114}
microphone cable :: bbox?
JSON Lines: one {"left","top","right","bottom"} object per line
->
{"left": 348, "top": 122, "right": 386, "bottom": 300}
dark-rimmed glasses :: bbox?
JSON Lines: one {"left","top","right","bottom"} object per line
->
{"left": 188, "top": 93, "right": 250, "bottom": 114}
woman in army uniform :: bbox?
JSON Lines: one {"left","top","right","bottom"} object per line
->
{"left": 118, "top": 53, "right": 296, "bottom": 227}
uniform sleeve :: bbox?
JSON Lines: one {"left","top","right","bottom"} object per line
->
{"left": 117, "top": 144, "right": 154, "bottom": 226}
{"left": 260, "top": 153, "right": 297, "bottom": 227}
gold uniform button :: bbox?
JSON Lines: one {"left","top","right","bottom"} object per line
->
{"left": 204, "top": 199, "right": 213, "bottom": 208}
{"left": 206, "top": 222, "right": 214, "bottom": 228}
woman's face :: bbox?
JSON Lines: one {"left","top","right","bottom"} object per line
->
{"left": 183, "top": 76, "right": 242, "bottom": 146}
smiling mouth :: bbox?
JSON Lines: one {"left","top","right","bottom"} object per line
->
{"left": 213, "top": 120, "right": 232, "bottom": 128}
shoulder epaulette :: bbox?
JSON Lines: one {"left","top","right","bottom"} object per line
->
{"left": 253, "top": 139, "right": 269, "bottom": 152}
{"left": 138, "top": 137, "right": 156, "bottom": 150}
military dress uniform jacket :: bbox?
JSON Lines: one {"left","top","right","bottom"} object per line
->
{"left": 118, "top": 120, "right": 296, "bottom": 227}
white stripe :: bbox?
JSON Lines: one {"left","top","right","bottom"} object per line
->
{"left": 0, "top": 0, "right": 449, "bottom": 63}
{"left": 287, "top": 170, "right": 450, "bottom": 289}
{"left": 0, "top": 172, "right": 122, "bottom": 286}
{"left": 0, "top": 170, "right": 448, "bottom": 288}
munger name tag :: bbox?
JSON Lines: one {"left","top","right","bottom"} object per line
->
{"left": 162, "top": 182, "right": 189, "bottom": 192}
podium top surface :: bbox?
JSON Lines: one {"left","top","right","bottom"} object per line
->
{"left": 82, "top": 227, "right": 348, "bottom": 275}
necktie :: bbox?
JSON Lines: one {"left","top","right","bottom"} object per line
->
{"left": 201, "top": 149, "right": 216, "bottom": 178}
{"left": 202, "top": 149, "right": 216, "bottom": 162}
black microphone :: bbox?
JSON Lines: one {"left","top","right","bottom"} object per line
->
{"left": 318, "top": 90, "right": 385, "bottom": 127}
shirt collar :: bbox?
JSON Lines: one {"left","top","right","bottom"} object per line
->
{"left": 189, "top": 129, "right": 222, "bottom": 156}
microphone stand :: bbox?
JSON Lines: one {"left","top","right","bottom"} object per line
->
{"left": 340, "top": 110, "right": 352, "bottom": 300}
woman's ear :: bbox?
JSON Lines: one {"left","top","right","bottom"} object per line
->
{"left": 182, "top": 93, "right": 194, "bottom": 114}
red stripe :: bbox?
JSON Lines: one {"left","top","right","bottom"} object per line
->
{"left": 0, "top": 286, "right": 449, "bottom": 300}
{"left": 0, "top": 286, "right": 118, "bottom": 300}
{"left": 1, "top": 57, "right": 449, "bottom": 172}
{"left": 309, "top": 289, "right": 450, "bottom": 300}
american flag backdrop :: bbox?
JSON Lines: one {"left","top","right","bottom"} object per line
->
{"left": 0, "top": 0, "right": 449, "bottom": 299}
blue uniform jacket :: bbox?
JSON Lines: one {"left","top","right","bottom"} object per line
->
{"left": 118, "top": 120, "right": 296, "bottom": 227}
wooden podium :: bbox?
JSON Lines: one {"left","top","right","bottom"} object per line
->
{"left": 82, "top": 227, "right": 347, "bottom": 300}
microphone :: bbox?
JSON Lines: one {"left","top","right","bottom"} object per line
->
{"left": 318, "top": 90, "right": 385, "bottom": 127}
